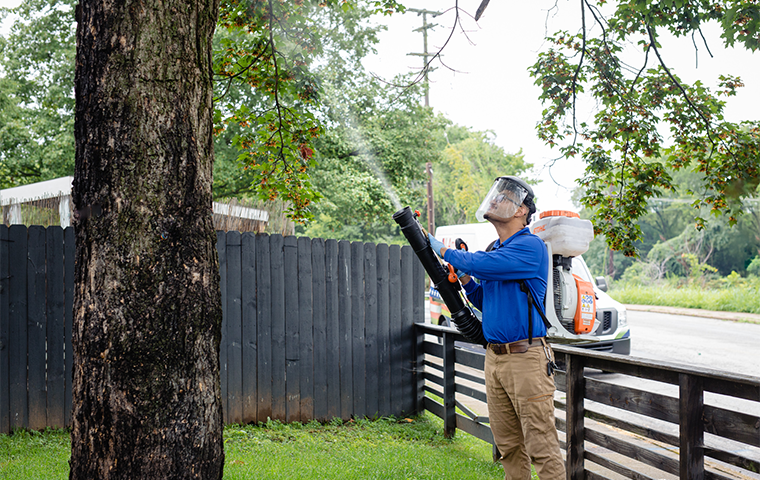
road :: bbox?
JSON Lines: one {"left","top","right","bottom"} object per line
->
{"left": 626, "top": 310, "right": 760, "bottom": 378}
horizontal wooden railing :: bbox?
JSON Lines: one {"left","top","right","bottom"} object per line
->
{"left": 416, "top": 322, "right": 760, "bottom": 480}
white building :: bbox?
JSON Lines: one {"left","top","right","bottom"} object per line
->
{"left": 0, "top": 177, "right": 269, "bottom": 232}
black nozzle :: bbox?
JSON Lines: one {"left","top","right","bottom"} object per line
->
{"left": 393, "top": 206, "right": 486, "bottom": 346}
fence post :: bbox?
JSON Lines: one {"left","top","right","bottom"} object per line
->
{"left": 680, "top": 373, "right": 704, "bottom": 480}
{"left": 565, "top": 352, "right": 585, "bottom": 480}
{"left": 442, "top": 330, "right": 456, "bottom": 438}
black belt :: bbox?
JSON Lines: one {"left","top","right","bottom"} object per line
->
{"left": 488, "top": 338, "right": 544, "bottom": 355}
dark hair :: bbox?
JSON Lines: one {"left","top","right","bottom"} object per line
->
{"left": 523, "top": 195, "right": 536, "bottom": 225}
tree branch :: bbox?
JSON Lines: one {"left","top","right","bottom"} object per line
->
{"left": 645, "top": 23, "right": 723, "bottom": 156}
{"left": 268, "top": 0, "right": 287, "bottom": 166}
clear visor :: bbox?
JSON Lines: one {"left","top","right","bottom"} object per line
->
{"left": 475, "top": 178, "right": 528, "bottom": 222}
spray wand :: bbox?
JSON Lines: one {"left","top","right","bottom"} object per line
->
{"left": 392, "top": 206, "right": 487, "bottom": 346}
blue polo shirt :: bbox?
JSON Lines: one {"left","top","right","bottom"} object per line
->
{"left": 442, "top": 227, "right": 549, "bottom": 344}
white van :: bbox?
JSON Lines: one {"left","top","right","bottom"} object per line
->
{"left": 429, "top": 221, "right": 631, "bottom": 355}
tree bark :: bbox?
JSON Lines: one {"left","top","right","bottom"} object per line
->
{"left": 70, "top": 0, "right": 223, "bottom": 477}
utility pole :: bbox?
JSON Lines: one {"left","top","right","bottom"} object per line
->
{"left": 408, "top": 8, "right": 441, "bottom": 235}
{"left": 407, "top": 8, "right": 441, "bottom": 107}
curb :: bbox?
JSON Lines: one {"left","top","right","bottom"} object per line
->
{"left": 625, "top": 304, "right": 760, "bottom": 324}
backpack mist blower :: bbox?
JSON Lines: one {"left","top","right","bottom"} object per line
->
{"left": 392, "top": 206, "right": 487, "bottom": 346}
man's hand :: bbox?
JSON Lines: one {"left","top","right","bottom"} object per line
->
{"left": 428, "top": 233, "right": 445, "bottom": 259}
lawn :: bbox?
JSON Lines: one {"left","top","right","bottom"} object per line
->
{"left": 609, "top": 280, "right": 760, "bottom": 316}
{"left": 0, "top": 413, "right": 508, "bottom": 479}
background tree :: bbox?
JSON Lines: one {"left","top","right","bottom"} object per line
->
{"left": 212, "top": 0, "right": 404, "bottom": 222}
{"left": 530, "top": 0, "right": 760, "bottom": 256}
{"left": 582, "top": 167, "right": 760, "bottom": 279}
{"left": 434, "top": 126, "right": 532, "bottom": 226}
{"left": 0, "top": 0, "right": 75, "bottom": 187}
{"left": 70, "top": 0, "right": 223, "bottom": 477}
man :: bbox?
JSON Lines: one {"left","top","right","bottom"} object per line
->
{"left": 428, "top": 176, "right": 565, "bottom": 480}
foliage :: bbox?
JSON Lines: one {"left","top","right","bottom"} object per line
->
{"left": 747, "top": 255, "right": 760, "bottom": 276}
{"left": 609, "top": 275, "right": 760, "bottom": 316}
{"left": 212, "top": 0, "right": 405, "bottom": 223}
{"left": 0, "top": 0, "right": 75, "bottom": 187}
{"left": 295, "top": 76, "right": 534, "bottom": 241}
{"left": 581, "top": 165, "right": 760, "bottom": 279}
{"left": 298, "top": 97, "right": 446, "bottom": 243}
{"left": 530, "top": 0, "right": 760, "bottom": 256}
{"left": 433, "top": 126, "right": 533, "bottom": 227}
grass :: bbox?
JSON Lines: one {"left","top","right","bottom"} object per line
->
{"left": 0, "top": 428, "right": 70, "bottom": 479}
{"left": 607, "top": 270, "right": 760, "bottom": 316}
{"left": 609, "top": 281, "right": 760, "bottom": 315}
{"left": 0, "top": 413, "right": 506, "bottom": 480}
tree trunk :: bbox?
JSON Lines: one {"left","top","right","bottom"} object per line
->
{"left": 70, "top": 0, "right": 223, "bottom": 477}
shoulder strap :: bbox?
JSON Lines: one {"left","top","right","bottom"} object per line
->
{"left": 519, "top": 280, "right": 551, "bottom": 344}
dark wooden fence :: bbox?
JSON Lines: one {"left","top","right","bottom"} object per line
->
{"left": 216, "top": 231, "right": 426, "bottom": 425}
{"left": 0, "top": 225, "right": 425, "bottom": 433}
{"left": 418, "top": 323, "right": 760, "bottom": 480}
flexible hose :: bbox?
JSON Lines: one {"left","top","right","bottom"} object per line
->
{"left": 392, "top": 207, "right": 487, "bottom": 346}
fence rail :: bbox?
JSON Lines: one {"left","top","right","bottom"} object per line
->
{"left": 0, "top": 225, "right": 425, "bottom": 433}
{"left": 417, "top": 322, "right": 760, "bottom": 480}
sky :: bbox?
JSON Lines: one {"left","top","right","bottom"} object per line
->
{"left": 1, "top": 0, "right": 758, "bottom": 213}
{"left": 362, "top": 0, "right": 760, "bottom": 213}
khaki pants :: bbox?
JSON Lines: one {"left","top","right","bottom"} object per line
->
{"left": 485, "top": 340, "right": 565, "bottom": 480}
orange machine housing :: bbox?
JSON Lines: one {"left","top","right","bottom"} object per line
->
{"left": 573, "top": 274, "right": 596, "bottom": 334}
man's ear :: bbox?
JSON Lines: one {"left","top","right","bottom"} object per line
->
{"left": 517, "top": 204, "right": 529, "bottom": 224}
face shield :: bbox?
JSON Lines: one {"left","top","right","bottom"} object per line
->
{"left": 475, "top": 177, "right": 529, "bottom": 222}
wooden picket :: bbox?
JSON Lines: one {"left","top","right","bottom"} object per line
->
{"left": 0, "top": 225, "right": 424, "bottom": 432}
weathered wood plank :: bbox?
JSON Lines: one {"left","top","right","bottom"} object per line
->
{"left": 399, "top": 246, "right": 414, "bottom": 415}
{"left": 9, "top": 225, "right": 28, "bottom": 429}
{"left": 375, "top": 243, "right": 391, "bottom": 417}
{"left": 565, "top": 353, "right": 585, "bottom": 480}
{"left": 338, "top": 240, "right": 352, "bottom": 420}
{"left": 241, "top": 233, "right": 257, "bottom": 424}
{"left": 455, "top": 346, "right": 486, "bottom": 371}
{"left": 703, "top": 403, "right": 760, "bottom": 448}
{"left": 584, "top": 376, "right": 679, "bottom": 424}
{"left": 46, "top": 227, "right": 66, "bottom": 429}
{"left": 456, "top": 382, "right": 487, "bottom": 404}
{"left": 311, "top": 238, "right": 328, "bottom": 421}
{"left": 455, "top": 412, "right": 494, "bottom": 445}
{"left": 681, "top": 373, "right": 704, "bottom": 480}
{"left": 456, "top": 369, "right": 485, "bottom": 386}
{"left": 554, "top": 344, "right": 760, "bottom": 402}
{"left": 412, "top": 259, "right": 425, "bottom": 415}
{"left": 324, "top": 240, "right": 340, "bottom": 420}
{"left": 217, "top": 231, "right": 228, "bottom": 424}
{"left": 298, "top": 236, "right": 314, "bottom": 422}
{"left": 283, "top": 235, "right": 299, "bottom": 423}
{"left": 269, "top": 234, "right": 286, "bottom": 422}
{"left": 0, "top": 226, "right": 10, "bottom": 433}
{"left": 226, "top": 231, "right": 243, "bottom": 424}
{"left": 584, "top": 427, "right": 679, "bottom": 477}
{"left": 27, "top": 226, "right": 46, "bottom": 430}
{"left": 442, "top": 331, "right": 455, "bottom": 438}
{"left": 350, "top": 242, "right": 365, "bottom": 419}
{"left": 64, "top": 227, "right": 74, "bottom": 427}
{"left": 363, "top": 243, "right": 378, "bottom": 418}
{"left": 704, "top": 446, "right": 760, "bottom": 476}
{"left": 584, "top": 449, "right": 658, "bottom": 480}
{"left": 388, "top": 245, "right": 402, "bottom": 415}
{"left": 256, "top": 234, "right": 272, "bottom": 421}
